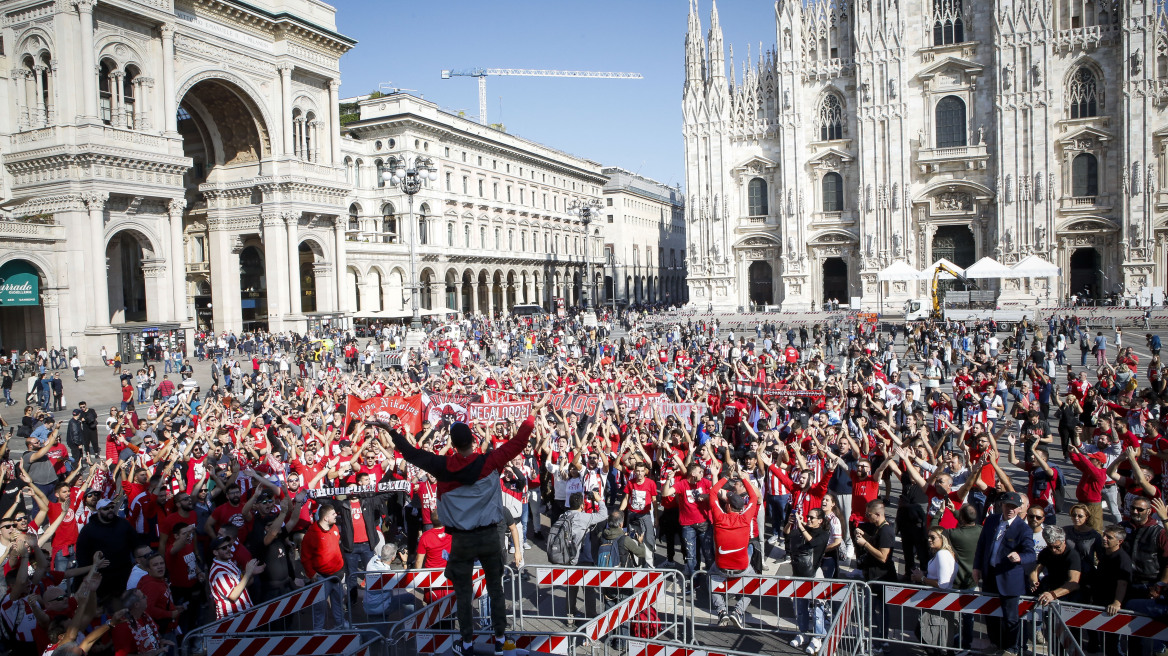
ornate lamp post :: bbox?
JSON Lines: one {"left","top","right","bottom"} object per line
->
{"left": 383, "top": 156, "right": 438, "bottom": 333}
{"left": 568, "top": 198, "right": 603, "bottom": 311}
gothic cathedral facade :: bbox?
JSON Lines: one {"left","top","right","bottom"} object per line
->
{"left": 683, "top": 0, "right": 1168, "bottom": 311}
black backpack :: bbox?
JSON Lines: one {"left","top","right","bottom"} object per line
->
{"left": 547, "top": 513, "right": 578, "bottom": 565}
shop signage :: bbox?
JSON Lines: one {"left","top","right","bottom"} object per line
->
{"left": 0, "top": 261, "right": 39, "bottom": 306}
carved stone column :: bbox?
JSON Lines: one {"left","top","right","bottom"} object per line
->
{"left": 141, "top": 259, "right": 170, "bottom": 322}
{"left": 167, "top": 199, "right": 187, "bottom": 323}
{"left": 262, "top": 212, "right": 289, "bottom": 327}
{"left": 110, "top": 70, "right": 124, "bottom": 127}
{"left": 279, "top": 65, "right": 295, "bottom": 156}
{"left": 160, "top": 24, "right": 177, "bottom": 133}
{"left": 333, "top": 216, "right": 348, "bottom": 313}
{"left": 328, "top": 79, "right": 342, "bottom": 165}
{"left": 284, "top": 213, "right": 302, "bottom": 314}
{"left": 83, "top": 192, "right": 109, "bottom": 327}
{"left": 75, "top": 0, "right": 98, "bottom": 121}
{"left": 32, "top": 65, "right": 47, "bottom": 127}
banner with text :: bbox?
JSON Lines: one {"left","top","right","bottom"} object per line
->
{"left": 344, "top": 394, "right": 424, "bottom": 434}
{"left": 467, "top": 400, "right": 534, "bottom": 424}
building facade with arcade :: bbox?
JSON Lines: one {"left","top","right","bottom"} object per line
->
{"left": 0, "top": 0, "right": 609, "bottom": 364}
{"left": 683, "top": 0, "right": 1168, "bottom": 310}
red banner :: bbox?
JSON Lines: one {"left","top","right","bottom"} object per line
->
{"left": 344, "top": 394, "right": 424, "bottom": 434}
{"left": 548, "top": 391, "right": 602, "bottom": 417}
{"left": 425, "top": 393, "right": 479, "bottom": 425}
{"left": 608, "top": 393, "right": 664, "bottom": 414}
{"left": 467, "top": 401, "right": 533, "bottom": 424}
{"left": 734, "top": 377, "right": 824, "bottom": 401}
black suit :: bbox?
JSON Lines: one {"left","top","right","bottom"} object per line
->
{"left": 79, "top": 407, "right": 99, "bottom": 455}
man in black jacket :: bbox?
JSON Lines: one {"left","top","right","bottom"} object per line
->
{"left": 66, "top": 409, "right": 86, "bottom": 463}
{"left": 77, "top": 401, "right": 99, "bottom": 457}
{"left": 332, "top": 471, "right": 390, "bottom": 596}
{"left": 786, "top": 508, "right": 830, "bottom": 653}
{"left": 76, "top": 497, "right": 138, "bottom": 602}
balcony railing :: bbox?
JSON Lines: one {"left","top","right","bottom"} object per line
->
{"left": 1060, "top": 194, "right": 1111, "bottom": 211}
{"left": 185, "top": 262, "right": 210, "bottom": 274}
{"left": 0, "top": 220, "right": 66, "bottom": 241}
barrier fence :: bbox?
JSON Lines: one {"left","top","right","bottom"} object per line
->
{"left": 179, "top": 564, "right": 1168, "bottom": 656}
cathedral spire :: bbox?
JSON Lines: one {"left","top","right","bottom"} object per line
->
{"left": 728, "top": 44, "right": 736, "bottom": 89}
{"left": 685, "top": 0, "right": 705, "bottom": 88}
{"left": 707, "top": 0, "right": 726, "bottom": 84}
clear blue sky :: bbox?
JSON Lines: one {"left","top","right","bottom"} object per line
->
{"left": 335, "top": 1, "right": 776, "bottom": 190}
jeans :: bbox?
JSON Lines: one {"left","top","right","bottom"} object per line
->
{"left": 311, "top": 572, "right": 347, "bottom": 630}
{"left": 164, "top": 360, "right": 173, "bottom": 373}
{"left": 447, "top": 525, "right": 508, "bottom": 641}
{"left": 681, "top": 522, "right": 712, "bottom": 576}
{"left": 345, "top": 542, "right": 375, "bottom": 590}
{"left": 711, "top": 566, "right": 754, "bottom": 617}
{"left": 796, "top": 597, "right": 826, "bottom": 638}
{"left": 519, "top": 502, "right": 529, "bottom": 541}
{"left": 1081, "top": 350, "right": 1089, "bottom": 366}
{"left": 526, "top": 489, "right": 542, "bottom": 537}
{"left": 766, "top": 494, "right": 791, "bottom": 543}
{"left": 627, "top": 512, "right": 655, "bottom": 567}
{"left": 3, "top": 388, "right": 11, "bottom": 404}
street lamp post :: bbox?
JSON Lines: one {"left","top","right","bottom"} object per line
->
{"left": 568, "top": 198, "right": 603, "bottom": 312}
{"left": 383, "top": 156, "right": 438, "bottom": 334}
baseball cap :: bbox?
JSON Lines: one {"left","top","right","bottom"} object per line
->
{"left": 95, "top": 498, "right": 114, "bottom": 510}
{"left": 450, "top": 422, "right": 473, "bottom": 450}
{"left": 1000, "top": 492, "right": 1024, "bottom": 507}
{"left": 210, "top": 536, "right": 235, "bottom": 551}
{"left": 727, "top": 493, "right": 746, "bottom": 512}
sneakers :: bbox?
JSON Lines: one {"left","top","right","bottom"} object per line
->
{"left": 730, "top": 610, "right": 745, "bottom": 628}
{"left": 716, "top": 610, "right": 729, "bottom": 626}
{"left": 789, "top": 635, "right": 806, "bottom": 648}
{"left": 523, "top": 541, "right": 532, "bottom": 550}
{"left": 494, "top": 636, "right": 506, "bottom": 655}
{"left": 509, "top": 545, "right": 515, "bottom": 554}
{"left": 805, "top": 638, "right": 822, "bottom": 654}
{"left": 766, "top": 535, "right": 780, "bottom": 547}
{"left": 453, "top": 640, "right": 475, "bottom": 656}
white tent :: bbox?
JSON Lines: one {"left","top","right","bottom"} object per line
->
{"left": 964, "top": 256, "right": 1012, "bottom": 279}
{"left": 920, "top": 258, "right": 966, "bottom": 280}
{"left": 877, "top": 260, "right": 922, "bottom": 281}
{"left": 1011, "top": 255, "right": 1060, "bottom": 277}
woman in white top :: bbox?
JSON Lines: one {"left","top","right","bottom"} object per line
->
{"left": 915, "top": 527, "right": 957, "bottom": 589}
{"left": 913, "top": 527, "right": 959, "bottom": 649}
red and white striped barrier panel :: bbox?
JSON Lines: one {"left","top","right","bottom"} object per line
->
{"left": 712, "top": 576, "right": 850, "bottom": 602}
{"left": 1059, "top": 604, "right": 1168, "bottom": 640}
{"left": 823, "top": 587, "right": 855, "bottom": 656}
{"left": 415, "top": 634, "right": 572, "bottom": 655}
{"left": 210, "top": 583, "right": 330, "bottom": 634}
{"left": 398, "top": 568, "right": 486, "bottom": 634}
{"left": 580, "top": 581, "right": 663, "bottom": 642}
{"left": 365, "top": 568, "right": 461, "bottom": 591}
{"left": 535, "top": 567, "right": 665, "bottom": 588}
{"left": 208, "top": 633, "right": 362, "bottom": 656}
{"left": 883, "top": 586, "right": 1037, "bottom": 617}
{"left": 626, "top": 641, "right": 745, "bottom": 656}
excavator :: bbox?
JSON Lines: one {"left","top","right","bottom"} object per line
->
{"left": 903, "top": 262, "right": 978, "bottom": 321}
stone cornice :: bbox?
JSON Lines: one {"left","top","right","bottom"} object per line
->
{"left": 187, "top": 0, "right": 355, "bottom": 55}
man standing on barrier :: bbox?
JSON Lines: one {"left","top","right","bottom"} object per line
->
{"left": 382, "top": 395, "right": 547, "bottom": 656}
{"left": 973, "top": 491, "right": 1035, "bottom": 656}
{"left": 708, "top": 461, "right": 759, "bottom": 628}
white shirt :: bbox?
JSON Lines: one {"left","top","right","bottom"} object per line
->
{"left": 927, "top": 549, "right": 957, "bottom": 589}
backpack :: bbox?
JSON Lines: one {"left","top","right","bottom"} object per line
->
{"left": 595, "top": 536, "right": 622, "bottom": 568}
{"left": 547, "top": 513, "right": 578, "bottom": 565}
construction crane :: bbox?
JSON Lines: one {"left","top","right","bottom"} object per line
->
{"left": 440, "top": 68, "right": 644, "bottom": 125}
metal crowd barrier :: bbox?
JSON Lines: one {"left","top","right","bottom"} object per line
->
{"left": 198, "top": 630, "right": 381, "bottom": 656}
{"left": 693, "top": 570, "right": 858, "bottom": 637}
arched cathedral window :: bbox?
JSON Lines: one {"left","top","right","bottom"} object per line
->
{"left": 822, "top": 172, "right": 844, "bottom": 212}
{"left": 818, "top": 95, "right": 844, "bottom": 141}
{"left": 748, "top": 178, "right": 768, "bottom": 216}
{"left": 1072, "top": 153, "right": 1099, "bottom": 197}
{"left": 933, "top": 0, "right": 965, "bottom": 45}
{"left": 935, "top": 96, "right": 967, "bottom": 148}
{"left": 1068, "top": 67, "right": 1099, "bottom": 119}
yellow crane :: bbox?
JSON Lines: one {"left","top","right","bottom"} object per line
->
{"left": 926, "top": 262, "right": 977, "bottom": 319}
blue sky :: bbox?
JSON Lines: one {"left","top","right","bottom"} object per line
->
{"left": 334, "top": 1, "right": 776, "bottom": 190}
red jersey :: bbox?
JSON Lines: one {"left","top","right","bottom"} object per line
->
{"left": 709, "top": 478, "right": 758, "bottom": 572}
{"left": 623, "top": 478, "right": 658, "bottom": 515}
{"left": 209, "top": 559, "right": 251, "bottom": 619}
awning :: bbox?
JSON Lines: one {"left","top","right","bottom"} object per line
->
{"left": 920, "top": 258, "right": 966, "bottom": 281}
{"left": 1011, "top": 255, "right": 1060, "bottom": 277}
{"left": 963, "top": 256, "right": 1012, "bottom": 279}
{"left": 876, "top": 260, "right": 922, "bottom": 281}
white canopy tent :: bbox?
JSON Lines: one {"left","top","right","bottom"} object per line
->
{"left": 963, "top": 256, "right": 1012, "bottom": 279}
{"left": 920, "top": 258, "right": 967, "bottom": 280}
{"left": 1011, "top": 255, "right": 1060, "bottom": 277}
{"left": 877, "top": 260, "right": 922, "bottom": 281}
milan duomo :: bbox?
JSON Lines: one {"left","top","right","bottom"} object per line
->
{"left": 683, "top": 0, "right": 1168, "bottom": 311}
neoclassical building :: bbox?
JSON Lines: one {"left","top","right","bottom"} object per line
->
{"left": 339, "top": 94, "right": 605, "bottom": 323}
{"left": 683, "top": 0, "right": 1168, "bottom": 310}
{"left": 0, "top": 0, "right": 607, "bottom": 364}
{"left": 600, "top": 167, "right": 688, "bottom": 307}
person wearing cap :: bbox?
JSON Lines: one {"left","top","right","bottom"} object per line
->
{"left": 76, "top": 496, "right": 137, "bottom": 601}
{"left": 208, "top": 535, "right": 265, "bottom": 619}
{"left": 708, "top": 459, "right": 759, "bottom": 629}
{"left": 972, "top": 491, "right": 1035, "bottom": 656}
{"left": 382, "top": 395, "right": 548, "bottom": 656}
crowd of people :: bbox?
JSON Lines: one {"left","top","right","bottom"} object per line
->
{"left": 0, "top": 308, "right": 1166, "bottom": 656}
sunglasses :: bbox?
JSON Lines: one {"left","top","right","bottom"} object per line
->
{"left": 46, "top": 594, "right": 67, "bottom": 602}
{"left": 1133, "top": 507, "right": 1152, "bottom": 513}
